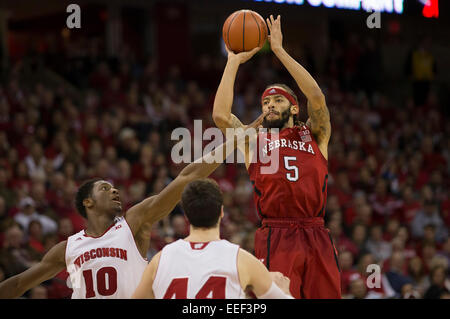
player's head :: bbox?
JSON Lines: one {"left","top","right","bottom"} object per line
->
{"left": 75, "top": 178, "right": 122, "bottom": 219}
{"left": 261, "top": 83, "right": 299, "bottom": 129}
{"left": 181, "top": 178, "right": 223, "bottom": 229}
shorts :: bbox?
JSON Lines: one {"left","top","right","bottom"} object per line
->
{"left": 254, "top": 217, "right": 341, "bottom": 299}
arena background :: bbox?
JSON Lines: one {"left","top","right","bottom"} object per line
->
{"left": 0, "top": 0, "right": 448, "bottom": 299}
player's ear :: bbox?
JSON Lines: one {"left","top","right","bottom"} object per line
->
{"left": 220, "top": 205, "right": 224, "bottom": 219}
{"left": 290, "top": 104, "right": 299, "bottom": 115}
{"left": 83, "top": 198, "right": 94, "bottom": 209}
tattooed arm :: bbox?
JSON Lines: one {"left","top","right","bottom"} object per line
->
{"left": 306, "top": 100, "right": 331, "bottom": 160}
{"left": 267, "top": 15, "right": 331, "bottom": 159}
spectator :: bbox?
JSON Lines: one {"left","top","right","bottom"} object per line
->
{"left": 369, "top": 179, "right": 402, "bottom": 224}
{"left": 400, "top": 283, "right": 421, "bottom": 299}
{"left": 57, "top": 217, "right": 74, "bottom": 242}
{"left": 365, "top": 224, "right": 392, "bottom": 263}
{"left": 0, "top": 223, "right": 34, "bottom": 278}
{"left": 350, "top": 223, "right": 368, "bottom": 258}
{"left": 170, "top": 214, "right": 189, "bottom": 241}
{"left": 411, "top": 200, "right": 448, "bottom": 243}
{"left": 339, "top": 250, "right": 358, "bottom": 295}
{"left": 437, "top": 237, "right": 450, "bottom": 267}
{"left": 0, "top": 195, "right": 7, "bottom": 226}
{"left": 346, "top": 275, "right": 368, "bottom": 299}
{"left": 27, "top": 220, "right": 45, "bottom": 255}
{"left": 384, "top": 251, "right": 413, "bottom": 297}
{"left": 424, "top": 266, "right": 450, "bottom": 299}
{"left": 328, "top": 219, "right": 358, "bottom": 257}
{"left": 1, "top": 169, "right": 17, "bottom": 211}
{"left": 398, "top": 186, "right": 422, "bottom": 225}
{"left": 407, "top": 256, "right": 429, "bottom": 296}
{"left": 405, "top": 37, "right": 436, "bottom": 107}
{"left": 14, "top": 197, "right": 58, "bottom": 235}
{"left": 24, "top": 142, "right": 47, "bottom": 180}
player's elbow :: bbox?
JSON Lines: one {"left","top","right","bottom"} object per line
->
{"left": 212, "top": 112, "right": 231, "bottom": 129}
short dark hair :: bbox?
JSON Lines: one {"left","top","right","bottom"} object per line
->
{"left": 181, "top": 179, "right": 223, "bottom": 228}
{"left": 75, "top": 178, "right": 102, "bottom": 218}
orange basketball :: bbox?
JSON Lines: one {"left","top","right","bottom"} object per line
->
{"left": 222, "top": 10, "right": 268, "bottom": 53}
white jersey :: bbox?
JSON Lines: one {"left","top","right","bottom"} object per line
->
{"left": 153, "top": 239, "right": 245, "bottom": 299}
{"left": 65, "top": 216, "right": 148, "bottom": 299}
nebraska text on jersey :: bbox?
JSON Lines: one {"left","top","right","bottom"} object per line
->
{"left": 262, "top": 136, "right": 315, "bottom": 155}
{"left": 73, "top": 247, "right": 128, "bottom": 268}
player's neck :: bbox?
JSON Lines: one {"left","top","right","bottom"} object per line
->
{"left": 279, "top": 117, "right": 294, "bottom": 131}
{"left": 185, "top": 226, "right": 220, "bottom": 243}
{"left": 85, "top": 213, "right": 116, "bottom": 237}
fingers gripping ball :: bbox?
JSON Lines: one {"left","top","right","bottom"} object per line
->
{"left": 222, "top": 10, "right": 268, "bottom": 53}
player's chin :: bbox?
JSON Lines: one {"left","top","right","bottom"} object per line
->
{"left": 112, "top": 204, "right": 122, "bottom": 213}
{"left": 262, "top": 119, "right": 283, "bottom": 129}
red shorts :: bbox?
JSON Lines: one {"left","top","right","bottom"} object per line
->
{"left": 254, "top": 217, "right": 341, "bottom": 299}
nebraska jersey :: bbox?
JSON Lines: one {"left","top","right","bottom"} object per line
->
{"left": 153, "top": 239, "right": 245, "bottom": 299}
{"left": 248, "top": 125, "right": 328, "bottom": 219}
{"left": 65, "top": 216, "right": 148, "bottom": 299}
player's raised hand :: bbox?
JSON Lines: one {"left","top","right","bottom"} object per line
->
{"left": 244, "top": 111, "right": 267, "bottom": 131}
{"left": 266, "top": 15, "right": 283, "bottom": 53}
{"left": 226, "top": 45, "right": 261, "bottom": 65}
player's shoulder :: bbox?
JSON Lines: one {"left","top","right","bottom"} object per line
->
{"left": 237, "top": 248, "right": 263, "bottom": 273}
{"left": 218, "top": 239, "right": 240, "bottom": 249}
{"left": 161, "top": 239, "right": 185, "bottom": 252}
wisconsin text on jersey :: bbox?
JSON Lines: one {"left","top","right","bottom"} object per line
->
{"left": 73, "top": 247, "right": 128, "bottom": 267}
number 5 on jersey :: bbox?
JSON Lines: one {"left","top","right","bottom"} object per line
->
{"left": 284, "top": 156, "right": 299, "bottom": 182}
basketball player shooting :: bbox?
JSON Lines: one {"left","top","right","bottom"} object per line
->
{"left": 0, "top": 115, "right": 265, "bottom": 299}
{"left": 212, "top": 15, "right": 340, "bottom": 299}
{"left": 132, "top": 179, "right": 293, "bottom": 299}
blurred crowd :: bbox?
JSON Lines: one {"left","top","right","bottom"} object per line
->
{"left": 0, "top": 30, "right": 448, "bottom": 299}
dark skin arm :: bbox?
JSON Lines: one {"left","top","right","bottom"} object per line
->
{"left": 125, "top": 114, "right": 265, "bottom": 238}
{"left": 0, "top": 241, "right": 67, "bottom": 298}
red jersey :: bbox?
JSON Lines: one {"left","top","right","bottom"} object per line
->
{"left": 248, "top": 125, "right": 328, "bottom": 219}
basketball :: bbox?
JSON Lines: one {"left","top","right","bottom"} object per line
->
{"left": 222, "top": 10, "right": 268, "bottom": 53}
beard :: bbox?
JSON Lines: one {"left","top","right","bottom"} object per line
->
{"left": 262, "top": 107, "right": 291, "bottom": 129}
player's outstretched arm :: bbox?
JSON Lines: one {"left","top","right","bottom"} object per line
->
{"left": 267, "top": 15, "right": 331, "bottom": 157}
{"left": 132, "top": 251, "right": 161, "bottom": 299}
{"left": 237, "top": 249, "right": 293, "bottom": 299}
{"left": 212, "top": 47, "right": 263, "bottom": 169}
{"left": 0, "top": 240, "right": 67, "bottom": 298}
{"left": 212, "top": 46, "right": 260, "bottom": 132}
{"left": 125, "top": 114, "right": 264, "bottom": 234}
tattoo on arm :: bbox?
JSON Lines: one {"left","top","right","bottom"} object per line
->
{"left": 231, "top": 114, "right": 245, "bottom": 129}
{"left": 308, "top": 101, "right": 331, "bottom": 143}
